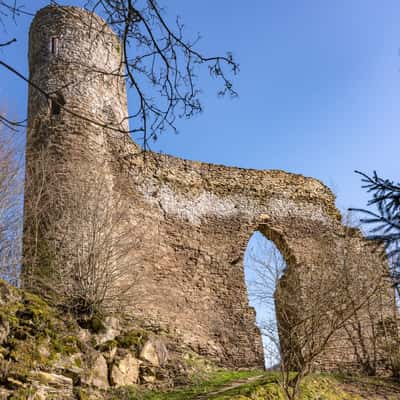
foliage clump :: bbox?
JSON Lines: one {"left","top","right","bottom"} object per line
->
{"left": 115, "top": 329, "right": 148, "bottom": 354}
{"left": 0, "top": 281, "right": 81, "bottom": 386}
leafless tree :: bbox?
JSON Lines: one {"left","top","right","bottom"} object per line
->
{"left": 57, "top": 180, "right": 137, "bottom": 320}
{"left": 23, "top": 149, "right": 139, "bottom": 321}
{"left": 246, "top": 229, "right": 392, "bottom": 400}
{"left": 0, "top": 127, "right": 23, "bottom": 285}
{"left": 246, "top": 234, "right": 286, "bottom": 368}
{"left": 337, "top": 213, "right": 400, "bottom": 377}
{"left": 340, "top": 238, "right": 400, "bottom": 379}
{"left": 0, "top": 0, "right": 239, "bottom": 148}
{"left": 375, "top": 315, "right": 400, "bottom": 378}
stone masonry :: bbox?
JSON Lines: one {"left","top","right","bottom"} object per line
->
{"left": 23, "top": 6, "right": 397, "bottom": 371}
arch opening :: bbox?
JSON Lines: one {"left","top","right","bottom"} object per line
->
{"left": 244, "top": 231, "right": 288, "bottom": 369}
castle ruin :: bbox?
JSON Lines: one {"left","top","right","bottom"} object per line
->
{"left": 23, "top": 6, "right": 397, "bottom": 371}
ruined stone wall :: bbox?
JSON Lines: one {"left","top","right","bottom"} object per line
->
{"left": 108, "top": 145, "right": 396, "bottom": 370}
{"left": 23, "top": 6, "right": 397, "bottom": 371}
{"left": 108, "top": 149, "right": 342, "bottom": 368}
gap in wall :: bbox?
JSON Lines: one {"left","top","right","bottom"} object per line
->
{"left": 244, "top": 231, "right": 287, "bottom": 369}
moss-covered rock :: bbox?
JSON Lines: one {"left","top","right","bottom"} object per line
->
{"left": 96, "top": 339, "right": 118, "bottom": 353}
{"left": 0, "top": 280, "right": 84, "bottom": 390}
{"left": 115, "top": 329, "right": 148, "bottom": 354}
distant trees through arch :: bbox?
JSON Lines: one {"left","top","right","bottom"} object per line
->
{"left": 244, "top": 231, "right": 287, "bottom": 369}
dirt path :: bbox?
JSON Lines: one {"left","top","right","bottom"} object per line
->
{"left": 193, "top": 375, "right": 264, "bottom": 399}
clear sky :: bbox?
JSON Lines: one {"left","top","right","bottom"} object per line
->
{"left": 156, "top": 0, "right": 399, "bottom": 214}
{"left": 1, "top": 0, "right": 399, "bottom": 213}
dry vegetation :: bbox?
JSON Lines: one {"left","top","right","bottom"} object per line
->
{"left": 247, "top": 230, "right": 398, "bottom": 400}
{"left": 22, "top": 148, "right": 139, "bottom": 322}
{"left": 0, "top": 128, "right": 23, "bottom": 286}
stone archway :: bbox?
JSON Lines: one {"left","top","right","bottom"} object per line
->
{"left": 103, "top": 150, "right": 395, "bottom": 371}
{"left": 244, "top": 222, "right": 309, "bottom": 370}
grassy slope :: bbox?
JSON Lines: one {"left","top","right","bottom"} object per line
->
{"left": 108, "top": 371, "right": 400, "bottom": 400}
{"left": 0, "top": 280, "right": 398, "bottom": 400}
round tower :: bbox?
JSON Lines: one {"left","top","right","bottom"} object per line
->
{"left": 27, "top": 5, "right": 129, "bottom": 147}
{"left": 23, "top": 6, "right": 129, "bottom": 294}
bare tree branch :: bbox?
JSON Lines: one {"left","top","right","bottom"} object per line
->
{"left": 23, "top": 150, "right": 139, "bottom": 320}
{"left": 248, "top": 228, "right": 394, "bottom": 400}
{"left": 0, "top": 1, "right": 239, "bottom": 149}
{"left": 0, "top": 127, "right": 23, "bottom": 286}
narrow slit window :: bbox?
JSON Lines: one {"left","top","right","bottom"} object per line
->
{"left": 50, "top": 37, "right": 59, "bottom": 55}
{"left": 50, "top": 92, "right": 65, "bottom": 116}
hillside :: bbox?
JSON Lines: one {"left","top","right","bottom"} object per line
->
{"left": 0, "top": 280, "right": 215, "bottom": 399}
{"left": 0, "top": 279, "right": 397, "bottom": 399}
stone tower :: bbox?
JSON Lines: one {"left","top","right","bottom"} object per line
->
{"left": 27, "top": 6, "right": 128, "bottom": 134}
{"left": 23, "top": 6, "right": 131, "bottom": 290}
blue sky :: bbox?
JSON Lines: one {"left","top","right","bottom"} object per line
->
{"left": 156, "top": 1, "right": 399, "bottom": 214}
{"left": 1, "top": 0, "right": 398, "bottom": 213}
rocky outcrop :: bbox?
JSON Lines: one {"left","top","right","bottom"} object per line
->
{"left": 0, "top": 280, "right": 211, "bottom": 399}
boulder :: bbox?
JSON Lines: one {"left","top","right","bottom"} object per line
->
{"left": 82, "top": 353, "right": 109, "bottom": 389}
{"left": 29, "top": 371, "right": 73, "bottom": 390}
{"left": 111, "top": 351, "right": 140, "bottom": 387}
{"left": 140, "top": 337, "right": 168, "bottom": 367}
{"left": 29, "top": 372, "right": 74, "bottom": 399}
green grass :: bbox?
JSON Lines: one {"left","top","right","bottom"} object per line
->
{"left": 107, "top": 371, "right": 400, "bottom": 400}
{"left": 107, "top": 370, "right": 265, "bottom": 400}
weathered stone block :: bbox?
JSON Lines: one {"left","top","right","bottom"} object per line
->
{"left": 82, "top": 354, "right": 108, "bottom": 390}
{"left": 110, "top": 351, "right": 140, "bottom": 387}
{"left": 140, "top": 338, "right": 168, "bottom": 367}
